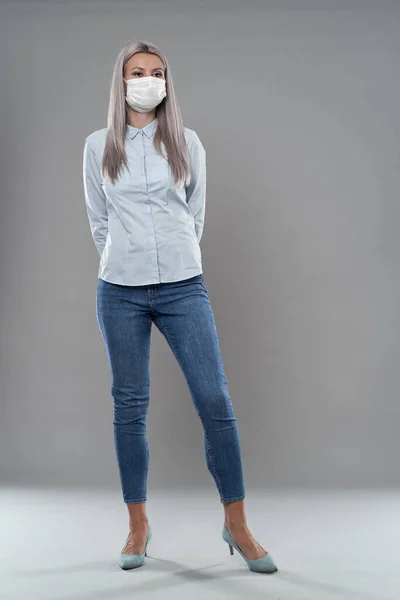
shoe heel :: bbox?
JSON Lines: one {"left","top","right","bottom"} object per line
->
{"left": 229, "top": 544, "right": 234, "bottom": 555}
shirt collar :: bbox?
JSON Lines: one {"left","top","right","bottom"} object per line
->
{"left": 126, "top": 118, "right": 157, "bottom": 140}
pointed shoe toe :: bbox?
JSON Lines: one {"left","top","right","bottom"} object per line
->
{"left": 246, "top": 552, "right": 278, "bottom": 573}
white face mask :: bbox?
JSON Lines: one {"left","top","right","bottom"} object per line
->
{"left": 123, "top": 76, "right": 167, "bottom": 113}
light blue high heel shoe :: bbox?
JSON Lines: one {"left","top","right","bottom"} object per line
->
{"left": 118, "top": 524, "right": 152, "bottom": 570}
{"left": 222, "top": 523, "right": 278, "bottom": 573}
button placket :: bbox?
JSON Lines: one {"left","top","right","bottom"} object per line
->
{"left": 141, "top": 129, "right": 161, "bottom": 282}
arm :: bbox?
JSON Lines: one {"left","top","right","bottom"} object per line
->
{"left": 82, "top": 138, "right": 108, "bottom": 257}
{"left": 186, "top": 131, "right": 206, "bottom": 243}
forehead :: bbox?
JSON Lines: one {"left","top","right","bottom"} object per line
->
{"left": 125, "top": 53, "right": 164, "bottom": 70}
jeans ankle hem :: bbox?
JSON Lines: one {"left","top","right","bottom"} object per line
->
{"left": 124, "top": 497, "right": 147, "bottom": 504}
{"left": 220, "top": 494, "right": 245, "bottom": 503}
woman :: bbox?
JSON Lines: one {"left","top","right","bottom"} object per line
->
{"left": 83, "top": 40, "right": 278, "bottom": 574}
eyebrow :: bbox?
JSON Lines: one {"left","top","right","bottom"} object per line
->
{"left": 130, "top": 66, "right": 164, "bottom": 71}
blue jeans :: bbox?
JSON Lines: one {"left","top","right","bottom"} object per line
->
{"left": 96, "top": 273, "right": 245, "bottom": 504}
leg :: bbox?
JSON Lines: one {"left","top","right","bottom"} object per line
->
{"left": 153, "top": 275, "right": 245, "bottom": 503}
{"left": 96, "top": 278, "right": 150, "bottom": 553}
{"left": 153, "top": 275, "right": 268, "bottom": 560}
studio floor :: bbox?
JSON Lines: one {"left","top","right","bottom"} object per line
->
{"left": 0, "top": 487, "right": 398, "bottom": 600}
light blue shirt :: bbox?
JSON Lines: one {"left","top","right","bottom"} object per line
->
{"left": 83, "top": 118, "right": 206, "bottom": 285}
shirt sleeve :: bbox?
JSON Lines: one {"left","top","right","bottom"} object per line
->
{"left": 186, "top": 131, "right": 206, "bottom": 243}
{"left": 82, "top": 137, "right": 108, "bottom": 257}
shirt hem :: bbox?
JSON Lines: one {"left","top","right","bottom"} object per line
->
{"left": 98, "top": 267, "right": 203, "bottom": 286}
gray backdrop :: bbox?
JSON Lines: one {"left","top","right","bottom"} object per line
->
{"left": 1, "top": 0, "right": 399, "bottom": 494}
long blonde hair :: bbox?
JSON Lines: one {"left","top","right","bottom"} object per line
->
{"left": 101, "top": 40, "right": 190, "bottom": 186}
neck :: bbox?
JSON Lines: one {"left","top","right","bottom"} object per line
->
{"left": 127, "top": 109, "right": 156, "bottom": 129}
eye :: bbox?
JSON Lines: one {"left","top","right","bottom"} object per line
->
{"left": 154, "top": 72, "right": 163, "bottom": 77}
{"left": 132, "top": 71, "right": 142, "bottom": 76}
